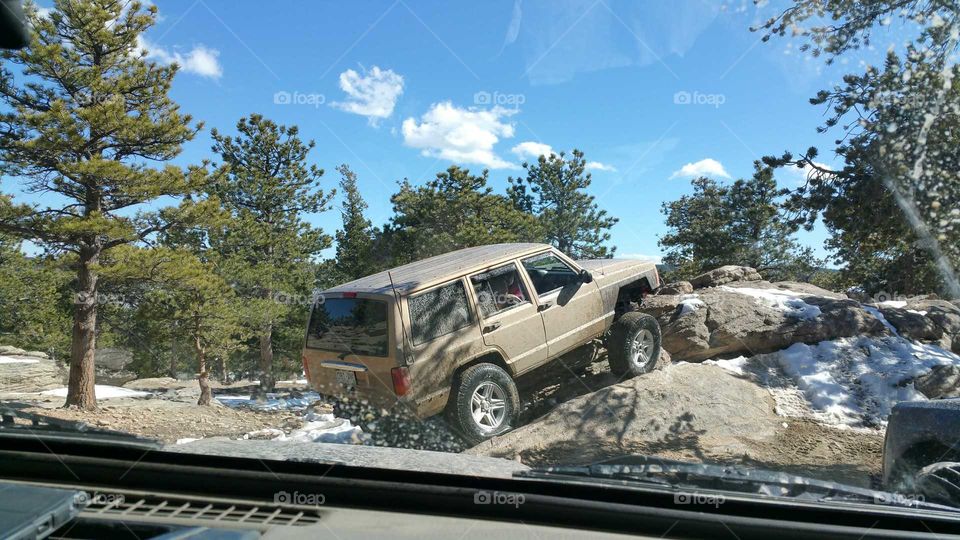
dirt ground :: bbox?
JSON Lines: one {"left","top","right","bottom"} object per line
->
{"left": 3, "top": 359, "right": 886, "bottom": 488}
{"left": 6, "top": 378, "right": 324, "bottom": 444}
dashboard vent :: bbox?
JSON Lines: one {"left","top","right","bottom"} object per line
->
{"left": 79, "top": 490, "right": 322, "bottom": 529}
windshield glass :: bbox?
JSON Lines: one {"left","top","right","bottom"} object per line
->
{"left": 306, "top": 298, "right": 389, "bottom": 357}
{"left": 1, "top": 0, "right": 959, "bottom": 517}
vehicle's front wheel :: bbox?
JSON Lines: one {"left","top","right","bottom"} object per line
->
{"left": 607, "top": 312, "right": 662, "bottom": 378}
{"left": 448, "top": 363, "right": 520, "bottom": 446}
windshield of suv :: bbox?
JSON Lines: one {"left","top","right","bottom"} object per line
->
{"left": 1, "top": 0, "right": 959, "bottom": 518}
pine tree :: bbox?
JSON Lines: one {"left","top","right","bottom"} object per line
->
{"left": 105, "top": 246, "right": 241, "bottom": 405}
{"left": 660, "top": 163, "right": 820, "bottom": 281}
{"left": 508, "top": 149, "right": 617, "bottom": 258}
{"left": 384, "top": 166, "right": 542, "bottom": 264}
{"left": 209, "top": 114, "right": 333, "bottom": 395}
{"left": 759, "top": 0, "right": 960, "bottom": 297}
{"left": 334, "top": 164, "right": 375, "bottom": 280}
{"left": 0, "top": 1, "right": 212, "bottom": 409}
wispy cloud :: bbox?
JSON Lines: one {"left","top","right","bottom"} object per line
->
{"left": 511, "top": 141, "right": 555, "bottom": 159}
{"left": 402, "top": 102, "right": 518, "bottom": 170}
{"left": 669, "top": 158, "right": 730, "bottom": 179}
{"left": 586, "top": 161, "right": 617, "bottom": 172}
{"left": 331, "top": 66, "right": 404, "bottom": 126}
{"left": 136, "top": 36, "right": 222, "bottom": 79}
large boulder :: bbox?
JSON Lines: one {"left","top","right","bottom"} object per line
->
{"left": 878, "top": 306, "right": 943, "bottom": 341}
{"left": 658, "top": 281, "right": 693, "bottom": 295}
{"left": 913, "top": 364, "right": 960, "bottom": 400}
{"left": 689, "top": 265, "right": 762, "bottom": 289}
{"left": 0, "top": 356, "right": 67, "bottom": 393}
{"left": 641, "top": 282, "right": 888, "bottom": 362}
{"left": 469, "top": 363, "right": 780, "bottom": 463}
{"left": 904, "top": 299, "right": 960, "bottom": 353}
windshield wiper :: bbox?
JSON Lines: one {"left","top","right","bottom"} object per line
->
{"left": 0, "top": 405, "right": 159, "bottom": 450}
{"left": 516, "top": 454, "right": 958, "bottom": 513}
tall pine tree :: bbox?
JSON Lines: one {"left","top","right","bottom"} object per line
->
{"left": 0, "top": 1, "right": 212, "bottom": 409}
{"left": 334, "top": 164, "right": 375, "bottom": 280}
{"left": 508, "top": 149, "right": 617, "bottom": 258}
{"left": 209, "top": 114, "right": 333, "bottom": 395}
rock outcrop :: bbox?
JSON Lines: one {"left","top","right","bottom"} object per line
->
{"left": 0, "top": 354, "right": 66, "bottom": 393}
{"left": 913, "top": 364, "right": 960, "bottom": 400}
{"left": 689, "top": 265, "right": 762, "bottom": 289}
{"left": 642, "top": 278, "right": 887, "bottom": 362}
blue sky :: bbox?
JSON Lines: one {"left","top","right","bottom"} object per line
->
{"left": 11, "top": 0, "right": 891, "bottom": 262}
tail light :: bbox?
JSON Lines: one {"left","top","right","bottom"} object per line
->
{"left": 391, "top": 366, "right": 411, "bottom": 396}
{"left": 302, "top": 353, "right": 311, "bottom": 382}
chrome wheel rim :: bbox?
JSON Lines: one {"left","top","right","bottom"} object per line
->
{"left": 470, "top": 381, "right": 506, "bottom": 430}
{"left": 630, "top": 328, "right": 655, "bottom": 367}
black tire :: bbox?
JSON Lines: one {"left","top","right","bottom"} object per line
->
{"left": 447, "top": 363, "right": 520, "bottom": 446}
{"left": 607, "top": 312, "right": 662, "bottom": 378}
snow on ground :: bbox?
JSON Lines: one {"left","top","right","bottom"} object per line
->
{"left": 0, "top": 356, "right": 39, "bottom": 364}
{"left": 719, "top": 286, "right": 822, "bottom": 320}
{"left": 677, "top": 294, "right": 706, "bottom": 316}
{"left": 702, "top": 356, "right": 750, "bottom": 375}
{"left": 39, "top": 385, "right": 149, "bottom": 399}
{"left": 878, "top": 300, "right": 908, "bottom": 309}
{"left": 215, "top": 391, "right": 322, "bottom": 411}
{"left": 243, "top": 412, "right": 364, "bottom": 444}
{"left": 708, "top": 336, "right": 960, "bottom": 427}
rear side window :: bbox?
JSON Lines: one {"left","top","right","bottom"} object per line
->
{"left": 307, "top": 298, "right": 389, "bottom": 357}
{"left": 408, "top": 280, "right": 473, "bottom": 345}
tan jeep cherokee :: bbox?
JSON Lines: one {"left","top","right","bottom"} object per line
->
{"left": 302, "top": 243, "right": 662, "bottom": 444}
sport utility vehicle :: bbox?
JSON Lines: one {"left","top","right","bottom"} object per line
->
{"left": 303, "top": 243, "right": 661, "bottom": 443}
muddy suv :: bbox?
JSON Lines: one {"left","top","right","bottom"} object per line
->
{"left": 303, "top": 243, "right": 662, "bottom": 443}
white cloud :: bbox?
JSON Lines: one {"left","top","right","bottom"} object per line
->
{"left": 511, "top": 142, "right": 616, "bottom": 171}
{"left": 136, "top": 36, "right": 223, "bottom": 79}
{"left": 331, "top": 66, "right": 404, "bottom": 125}
{"left": 586, "top": 161, "right": 617, "bottom": 172}
{"left": 402, "top": 102, "right": 518, "bottom": 170}
{"left": 785, "top": 161, "right": 833, "bottom": 184}
{"left": 669, "top": 158, "right": 730, "bottom": 179}
{"left": 511, "top": 141, "right": 555, "bottom": 159}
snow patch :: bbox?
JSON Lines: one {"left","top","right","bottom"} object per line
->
{"left": 242, "top": 412, "right": 364, "bottom": 444}
{"left": 39, "top": 385, "right": 149, "bottom": 399}
{"left": 719, "top": 286, "right": 822, "bottom": 320}
{"left": 879, "top": 300, "right": 908, "bottom": 309}
{"left": 678, "top": 294, "right": 705, "bottom": 316}
{"left": 0, "top": 356, "right": 39, "bottom": 364}
{"left": 703, "top": 356, "right": 750, "bottom": 375}
{"left": 706, "top": 336, "right": 960, "bottom": 427}
{"left": 216, "top": 391, "right": 322, "bottom": 411}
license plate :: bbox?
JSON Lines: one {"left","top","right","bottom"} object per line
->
{"left": 335, "top": 369, "right": 357, "bottom": 387}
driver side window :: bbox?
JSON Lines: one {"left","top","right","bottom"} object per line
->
{"left": 521, "top": 253, "right": 579, "bottom": 296}
{"left": 470, "top": 263, "right": 530, "bottom": 318}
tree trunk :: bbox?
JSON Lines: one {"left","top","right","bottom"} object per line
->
{"left": 195, "top": 334, "right": 211, "bottom": 406}
{"left": 64, "top": 249, "right": 99, "bottom": 410}
{"left": 257, "top": 324, "right": 275, "bottom": 398}
{"left": 217, "top": 356, "right": 228, "bottom": 384}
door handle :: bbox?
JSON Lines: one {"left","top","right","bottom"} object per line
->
{"left": 538, "top": 302, "right": 553, "bottom": 312}
{"left": 482, "top": 322, "right": 502, "bottom": 334}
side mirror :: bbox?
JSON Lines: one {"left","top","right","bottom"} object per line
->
{"left": 579, "top": 269, "right": 593, "bottom": 284}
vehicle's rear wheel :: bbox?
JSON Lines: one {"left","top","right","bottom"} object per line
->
{"left": 447, "top": 363, "right": 520, "bottom": 446}
{"left": 607, "top": 312, "right": 662, "bottom": 378}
